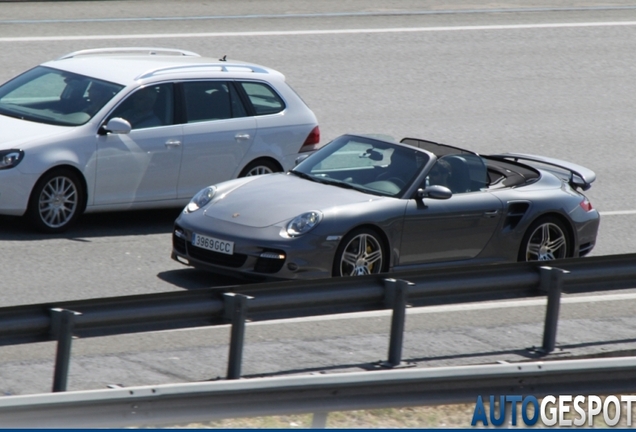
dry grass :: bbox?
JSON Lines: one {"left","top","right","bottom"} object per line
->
{"left": 157, "top": 404, "right": 477, "bottom": 429}
{"left": 152, "top": 395, "right": 636, "bottom": 429}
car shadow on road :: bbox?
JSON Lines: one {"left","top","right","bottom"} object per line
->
{"left": 157, "top": 268, "right": 252, "bottom": 290}
{"left": 0, "top": 207, "right": 183, "bottom": 240}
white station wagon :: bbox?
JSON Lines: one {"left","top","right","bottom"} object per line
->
{"left": 0, "top": 47, "right": 321, "bottom": 232}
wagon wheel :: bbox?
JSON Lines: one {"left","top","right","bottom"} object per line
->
{"left": 27, "top": 169, "right": 85, "bottom": 233}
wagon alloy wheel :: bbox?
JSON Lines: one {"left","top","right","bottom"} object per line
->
{"left": 239, "top": 159, "right": 281, "bottom": 177}
{"left": 246, "top": 165, "right": 274, "bottom": 176}
{"left": 335, "top": 229, "right": 386, "bottom": 277}
{"left": 38, "top": 176, "right": 78, "bottom": 228}
{"left": 27, "top": 169, "right": 85, "bottom": 233}
{"left": 520, "top": 218, "right": 570, "bottom": 262}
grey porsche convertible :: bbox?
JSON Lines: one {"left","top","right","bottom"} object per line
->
{"left": 172, "top": 134, "right": 600, "bottom": 280}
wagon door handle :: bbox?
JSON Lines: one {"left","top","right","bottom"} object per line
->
{"left": 235, "top": 133, "right": 250, "bottom": 141}
{"left": 483, "top": 210, "right": 499, "bottom": 217}
{"left": 165, "top": 140, "right": 181, "bottom": 148}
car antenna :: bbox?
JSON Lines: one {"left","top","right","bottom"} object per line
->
{"left": 219, "top": 55, "right": 227, "bottom": 61}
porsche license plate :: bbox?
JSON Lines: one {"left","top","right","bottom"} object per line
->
{"left": 191, "top": 233, "right": 234, "bottom": 255}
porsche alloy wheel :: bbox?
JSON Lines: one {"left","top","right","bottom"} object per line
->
{"left": 519, "top": 217, "right": 570, "bottom": 262}
{"left": 334, "top": 228, "right": 386, "bottom": 277}
{"left": 27, "top": 169, "right": 85, "bottom": 233}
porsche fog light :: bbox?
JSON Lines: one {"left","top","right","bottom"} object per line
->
{"left": 186, "top": 186, "right": 216, "bottom": 213}
{"left": 287, "top": 211, "right": 322, "bottom": 236}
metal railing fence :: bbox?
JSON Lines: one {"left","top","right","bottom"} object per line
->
{"left": 0, "top": 253, "right": 635, "bottom": 392}
{"left": 1, "top": 355, "right": 635, "bottom": 428}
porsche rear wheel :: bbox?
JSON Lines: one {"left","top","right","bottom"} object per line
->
{"left": 27, "top": 169, "right": 85, "bottom": 233}
{"left": 333, "top": 228, "right": 387, "bottom": 277}
{"left": 518, "top": 217, "right": 571, "bottom": 262}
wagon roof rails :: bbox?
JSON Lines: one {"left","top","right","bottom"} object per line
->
{"left": 136, "top": 63, "right": 270, "bottom": 80}
{"left": 56, "top": 47, "right": 201, "bottom": 60}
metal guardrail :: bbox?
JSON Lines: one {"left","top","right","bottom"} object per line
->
{"left": 1, "top": 356, "right": 636, "bottom": 428}
{"left": 2, "top": 253, "right": 636, "bottom": 391}
{"left": 3, "top": 253, "right": 635, "bottom": 345}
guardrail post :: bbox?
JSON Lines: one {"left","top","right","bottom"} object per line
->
{"left": 223, "top": 293, "right": 253, "bottom": 380}
{"left": 381, "top": 278, "right": 415, "bottom": 368}
{"left": 50, "top": 308, "right": 82, "bottom": 392}
{"left": 538, "top": 266, "right": 569, "bottom": 355}
{"left": 311, "top": 412, "right": 328, "bottom": 428}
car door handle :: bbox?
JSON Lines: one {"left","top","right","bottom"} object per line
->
{"left": 483, "top": 210, "right": 499, "bottom": 217}
{"left": 235, "top": 133, "right": 250, "bottom": 141}
{"left": 165, "top": 140, "right": 181, "bottom": 148}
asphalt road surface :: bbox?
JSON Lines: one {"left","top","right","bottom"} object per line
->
{"left": 1, "top": 0, "right": 636, "bottom": 396}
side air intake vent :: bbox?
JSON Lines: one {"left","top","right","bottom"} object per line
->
{"left": 504, "top": 201, "right": 530, "bottom": 230}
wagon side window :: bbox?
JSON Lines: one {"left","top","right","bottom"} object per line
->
{"left": 238, "top": 82, "right": 285, "bottom": 115}
{"left": 110, "top": 84, "right": 173, "bottom": 129}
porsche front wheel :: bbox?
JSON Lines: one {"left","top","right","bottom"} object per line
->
{"left": 518, "top": 217, "right": 571, "bottom": 262}
{"left": 333, "top": 228, "right": 387, "bottom": 277}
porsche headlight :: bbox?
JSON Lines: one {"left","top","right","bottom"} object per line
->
{"left": 186, "top": 186, "right": 217, "bottom": 213}
{"left": 0, "top": 149, "right": 24, "bottom": 170}
{"left": 287, "top": 211, "right": 322, "bottom": 236}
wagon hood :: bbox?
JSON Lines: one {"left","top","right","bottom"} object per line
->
{"left": 0, "top": 114, "right": 72, "bottom": 149}
{"left": 204, "top": 173, "right": 379, "bottom": 228}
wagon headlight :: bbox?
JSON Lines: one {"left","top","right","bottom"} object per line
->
{"left": 0, "top": 149, "right": 24, "bottom": 170}
{"left": 287, "top": 211, "right": 322, "bottom": 236}
{"left": 186, "top": 186, "right": 216, "bottom": 213}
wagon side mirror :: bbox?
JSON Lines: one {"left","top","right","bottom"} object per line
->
{"left": 416, "top": 185, "right": 452, "bottom": 200}
{"left": 102, "top": 117, "right": 132, "bottom": 135}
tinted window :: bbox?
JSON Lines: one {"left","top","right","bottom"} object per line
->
{"left": 183, "top": 81, "right": 247, "bottom": 123}
{"left": 110, "top": 84, "right": 173, "bottom": 129}
{"left": 239, "top": 82, "right": 285, "bottom": 115}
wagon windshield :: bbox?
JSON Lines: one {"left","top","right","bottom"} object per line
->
{"left": 292, "top": 135, "right": 430, "bottom": 197}
{"left": 0, "top": 66, "right": 123, "bottom": 126}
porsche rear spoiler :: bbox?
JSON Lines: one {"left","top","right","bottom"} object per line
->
{"left": 490, "top": 153, "right": 596, "bottom": 191}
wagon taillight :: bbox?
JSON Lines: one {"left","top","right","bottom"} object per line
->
{"left": 299, "top": 126, "right": 321, "bottom": 152}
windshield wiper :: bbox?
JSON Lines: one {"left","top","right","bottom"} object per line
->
{"left": 0, "top": 109, "right": 24, "bottom": 120}
{"left": 318, "top": 178, "right": 370, "bottom": 193}
{"left": 290, "top": 171, "right": 377, "bottom": 194}
{"left": 289, "top": 170, "right": 319, "bottom": 182}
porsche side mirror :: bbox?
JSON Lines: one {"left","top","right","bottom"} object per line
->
{"left": 103, "top": 117, "right": 132, "bottom": 135}
{"left": 416, "top": 185, "right": 452, "bottom": 200}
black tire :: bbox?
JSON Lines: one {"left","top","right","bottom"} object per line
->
{"left": 332, "top": 227, "right": 387, "bottom": 277}
{"left": 518, "top": 216, "right": 571, "bottom": 262}
{"left": 26, "top": 169, "right": 86, "bottom": 233}
{"left": 239, "top": 159, "right": 281, "bottom": 177}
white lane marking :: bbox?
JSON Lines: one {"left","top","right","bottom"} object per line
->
{"left": 599, "top": 210, "right": 636, "bottom": 216}
{"left": 3, "top": 21, "right": 636, "bottom": 42}
{"left": 157, "top": 292, "right": 636, "bottom": 333}
{"left": 4, "top": 6, "right": 636, "bottom": 24}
